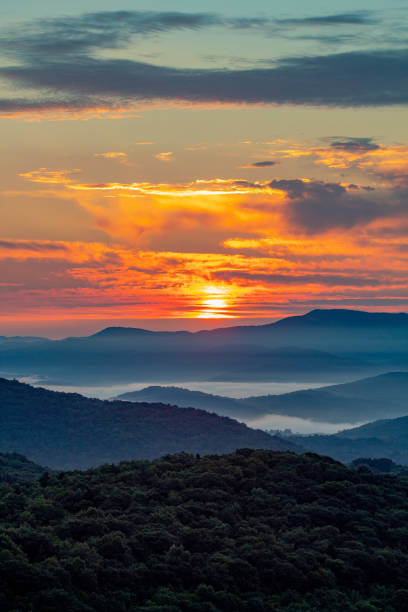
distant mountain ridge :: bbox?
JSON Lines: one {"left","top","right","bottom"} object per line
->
{"left": 273, "top": 308, "right": 408, "bottom": 328}
{"left": 287, "top": 409, "right": 408, "bottom": 465}
{"left": 1, "top": 308, "right": 407, "bottom": 385}
{"left": 116, "top": 372, "right": 408, "bottom": 424}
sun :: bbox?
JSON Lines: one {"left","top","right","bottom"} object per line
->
{"left": 196, "top": 284, "right": 236, "bottom": 319}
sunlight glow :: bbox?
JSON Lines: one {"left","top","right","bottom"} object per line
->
{"left": 196, "top": 284, "right": 236, "bottom": 319}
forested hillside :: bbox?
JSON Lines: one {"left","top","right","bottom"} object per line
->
{"left": 1, "top": 450, "right": 408, "bottom": 611}
{"left": 0, "top": 378, "right": 296, "bottom": 469}
{"left": 0, "top": 453, "right": 48, "bottom": 483}
{"left": 287, "top": 413, "right": 408, "bottom": 465}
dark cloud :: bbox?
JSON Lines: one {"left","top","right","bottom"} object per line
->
{"left": 277, "top": 12, "right": 375, "bottom": 26}
{"left": 0, "top": 11, "right": 222, "bottom": 59}
{"left": 0, "top": 10, "right": 405, "bottom": 110}
{"left": 269, "top": 179, "right": 396, "bottom": 233}
{"left": 249, "top": 161, "right": 278, "bottom": 168}
{"left": 0, "top": 97, "right": 115, "bottom": 114}
{"left": 213, "top": 270, "right": 382, "bottom": 287}
{"left": 0, "top": 240, "right": 69, "bottom": 252}
{"left": 328, "top": 137, "right": 381, "bottom": 152}
{"left": 1, "top": 49, "right": 408, "bottom": 108}
{"left": 0, "top": 10, "right": 374, "bottom": 64}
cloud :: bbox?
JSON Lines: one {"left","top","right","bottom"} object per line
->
{"left": 327, "top": 137, "right": 381, "bottom": 152}
{"left": 2, "top": 230, "right": 408, "bottom": 320}
{"left": 0, "top": 10, "right": 374, "bottom": 66}
{"left": 0, "top": 7, "right": 406, "bottom": 112}
{"left": 213, "top": 270, "right": 382, "bottom": 287}
{"left": 0, "top": 239, "right": 69, "bottom": 253}
{"left": 275, "top": 139, "right": 408, "bottom": 176}
{"left": 269, "top": 179, "right": 398, "bottom": 233}
{"left": 94, "top": 152, "right": 127, "bottom": 159}
{"left": 0, "top": 97, "right": 141, "bottom": 121}
{"left": 247, "top": 161, "right": 278, "bottom": 168}
{"left": 0, "top": 11, "right": 222, "bottom": 60}
{"left": 1, "top": 49, "right": 407, "bottom": 109}
{"left": 154, "top": 152, "right": 174, "bottom": 162}
{"left": 94, "top": 152, "right": 130, "bottom": 165}
{"left": 19, "top": 168, "right": 80, "bottom": 184}
{"left": 18, "top": 168, "right": 408, "bottom": 238}
{"left": 276, "top": 12, "right": 375, "bottom": 26}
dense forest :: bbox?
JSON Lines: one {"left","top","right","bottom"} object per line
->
{"left": 1, "top": 450, "right": 408, "bottom": 611}
{"left": 0, "top": 453, "right": 49, "bottom": 483}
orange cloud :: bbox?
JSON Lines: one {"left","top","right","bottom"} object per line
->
{"left": 154, "top": 151, "right": 174, "bottom": 162}
{"left": 94, "top": 152, "right": 127, "bottom": 159}
{"left": 19, "top": 168, "right": 80, "bottom": 184}
{"left": 274, "top": 140, "right": 408, "bottom": 179}
{"left": 2, "top": 236, "right": 408, "bottom": 323}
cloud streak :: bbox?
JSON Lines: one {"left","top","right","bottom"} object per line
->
{"left": 0, "top": 11, "right": 222, "bottom": 60}
{"left": 276, "top": 12, "right": 375, "bottom": 26}
{"left": 247, "top": 161, "right": 278, "bottom": 168}
{"left": 2, "top": 50, "right": 407, "bottom": 109}
{"left": 0, "top": 10, "right": 406, "bottom": 113}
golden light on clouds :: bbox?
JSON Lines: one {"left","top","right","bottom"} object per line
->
{"left": 197, "top": 284, "right": 236, "bottom": 319}
{"left": 4, "top": 133, "right": 408, "bottom": 327}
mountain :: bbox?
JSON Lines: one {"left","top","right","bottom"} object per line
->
{"left": 116, "top": 385, "right": 257, "bottom": 419}
{"left": 0, "top": 378, "right": 298, "bottom": 469}
{"left": 244, "top": 371, "right": 408, "bottom": 423}
{"left": 273, "top": 308, "right": 408, "bottom": 328}
{"left": 118, "top": 372, "right": 408, "bottom": 425}
{"left": 0, "top": 339, "right": 371, "bottom": 385}
{"left": 0, "top": 452, "right": 49, "bottom": 483}
{"left": 287, "top": 411, "right": 408, "bottom": 465}
{"left": 340, "top": 414, "right": 408, "bottom": 443}
{"left": 287, "top": 434, "right": 407, "bottom": 465}
{"left": 350, "top": 457, "right": 408, "bottom": 476}
{"left": 2, "top": 308, "right": 407, "bottom": 385}
{"left": 2, "top": 450, "right": 408, "bottom": 611}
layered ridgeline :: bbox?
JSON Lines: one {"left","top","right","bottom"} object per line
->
{"left": 287, "top": 415, "right": 408, "bottom": 465}
{"left": 1, "top": 450, "right": 408, "bottom": 611}
{"left": 0, "top": 378, "right": 297, "bottom": 470}
{"left": 2, "top": 309, "right": 408, "bottom": 384}
{"left": 117, "top": 372, "right": 408, "bottom": 424}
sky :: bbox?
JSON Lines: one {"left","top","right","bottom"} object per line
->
{"left": 1, "top": 1, "right": 408, "bottom": 336}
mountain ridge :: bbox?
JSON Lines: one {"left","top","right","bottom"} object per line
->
{"left": 116, "top": 371, "right": 408, "bottom": 424}
{"left": 2, "top": 308, "right": 407, "bottom": 385}
{"left": 2, "top": 308, "right": 408, "bottom": 342}
{"left": 0, "top": 377, "right": 299, "bottom": 469}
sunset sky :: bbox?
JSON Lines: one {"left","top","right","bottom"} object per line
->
{"left": 1, "top": 1, "right": 408, "bottom": 337}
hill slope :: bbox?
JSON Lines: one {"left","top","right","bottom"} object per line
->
{"left": 340, "top": 414, "right": 408, "bottom": 443}
{"left": 0, "top": 452, "right": 48, "bottom": 483}
{"left": 287, "top": 412, "right": 408, "bottom": 465}
{"left": 116, "top": 385, "right": 262, "bottom": 419}
{"left": 1, "top": 450, "right": 408, "bottom": 611}
{"left": 118, "top": 372, "right": 408, "bottom": 424}
{"left": 245, "top": 371, "right": 408, "bottom": 423}
{"left": 0, "top": 378, "right": 297, "bottom": 469}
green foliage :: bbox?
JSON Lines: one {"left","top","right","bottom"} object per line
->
{"left": 1, "top": 450, "right": 408, "bottom": 610}
{"left": 0, "top": 453, "right": 49, "bottom": 483}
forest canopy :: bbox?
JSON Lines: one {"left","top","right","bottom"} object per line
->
{"left": 1, "top": 450, "right": 408, "bottom": 611}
